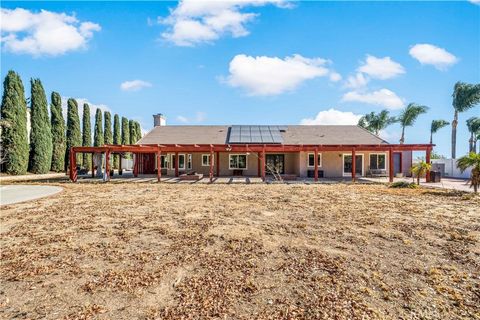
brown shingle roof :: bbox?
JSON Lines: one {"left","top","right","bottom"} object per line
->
{"left": 137, "top": 125, "right": 388, "bottom": 145}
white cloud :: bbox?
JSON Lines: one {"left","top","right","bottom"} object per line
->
{"left": 159, "top": 0, "right": 290, "bottom": 46}
{"left": 329, "top": 72, "right": 342, "bottom": 82}
{"left": 344, "top": 72, "right": 369, "bottom": 89}
{"left": 0, "top": 8, "right": 100, "bottom": 56}
{"left": 378, "top": 129, "right": 400, "bottom": 142}
{"left": 120, "top": 80, "right": 152, "bottom": 92}
{"left": 342, "top": 89, "right": 404, "bottom": 110}
{"left": 469, "top": 0, "right": 480, "bottom": 5}
{"left": 409, "top": 44, "right": 458, "bottom": 70}
{"left": 195, "top": 111, "right": 206, "bottom": 122}
{"left": 60, "top": 97, "right": 111, "bottom": 124}
{"left": 300, "top": 108, "right": 362, "bottom": 125}
{"left": 357, "top": 55, "right": 405, "bottom": 80}
{"left": 225, "top": 54, "right": 334, "bottom": 96}
{"left": 176, "top": 115, "right": 189, "bottom": 123}
{"left": 176, "top": 112, "right": 207, "bottom": 123}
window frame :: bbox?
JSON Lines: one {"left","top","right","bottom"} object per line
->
{"left": 178, "top": 154, "right": 186, "bottom": 170}
{"left": 187, "top": 154, "right": 192, "bottom": 170}
{"left": 369, "top": 153, "right": 387, "bottom": 170}
{"left": 229, "top": 154, "right": 248, "bottom": 170}
{"left": 307, "top": 153, "right": 322, "bottom": 168}
{"left": 202, "top": 154, "right": 214, "bottom": 167}
{"left": 342, "top": 153, "right": 365, "bottom": 177}
{"left": 160, "top": 155, "right": 169, "bottom": 169}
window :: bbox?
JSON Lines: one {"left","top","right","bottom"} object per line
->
{"left": 369, "top": 153, "right": 386, "bottom": 170}
{"left": 229, "top": 154, "right": 247, "bottom": 169}
{"left": 160, "top": 155, "right": 169, "bottom": 169}
{"left": 178, "top": 154, "right": 185, "bottom": 170}
{"left": 307, "top": 153, "right": 322, "bottom": 167}
{"left": 187, "top": 154, "right": 192, "bottom": 170}
{"left": 202, "top": 154, "right": 213, "bottom": 166}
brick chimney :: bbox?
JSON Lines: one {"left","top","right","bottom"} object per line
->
{"left": 153, "top": 113, "right": 166, "bottom": 127}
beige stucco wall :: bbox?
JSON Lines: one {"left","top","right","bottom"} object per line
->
{"left": 152, "top": 150, "right": 396, "bottom": 178}
{"left": 299, "top": 151, "right": 391, "bottom": 178}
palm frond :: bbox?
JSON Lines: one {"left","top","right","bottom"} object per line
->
{"left": 452, "top": 82, "right": 480, "bottom": 113}
{"left": 430, "top": 119, "right": 449, "bottom": 134}
{"left": 399, "top": 103, "right": 429, "bottom": 127}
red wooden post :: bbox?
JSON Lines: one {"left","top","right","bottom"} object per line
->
{"left": 257, "top": 153, "right": 261, "bottom": 177}
{"left": 209, "top": 147, "right": 214, "bottom": 183}
{"left": 91, "top": 152, "right": 95, "bottom": 178}
{"left": 314, "top": 147, "right": 319, "bottom": 182}
{"left": 69, "top": 149, "right": 74, "bottom": 181}
{"left": 216, "top": 151, "right": 220, "bottom": 177}
{"left": 133, "top": 153, "right": 138, "bottom": 177}
{"left": 426, "top": 147, "right": 431, "bottom": 182}
{"left": 351, "top": 148, "right": 356, "bottom": 182}
{"left": 175, "top": 151, "right": 179, "bottom": 177}
{"left": 105, "top": 150, "right": 110, "bottom": 181}
{"left": 70, "top": 148, "right": 77, "bottom": 182}
{"left": 261, "top": 146, "right": 266, "bottom": 181}
{"left": 389, "top": 148, "right": 394, "bottom": 183}
{"left": 157, "top": 150, "right": 161, "bottom": 182}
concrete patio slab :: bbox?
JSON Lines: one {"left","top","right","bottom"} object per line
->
{"left": 0, "top": 185, "right": 63, "bottom": 206}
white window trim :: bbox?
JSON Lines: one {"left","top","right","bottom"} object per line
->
{"left": 369, "top": 152, "right": 387, "bottom": 170}
{"left": 229, "top": 154, "right": 248, "bottom": 170}
{"left": 202, "top": 154, "right": 214, "bottom": 167}
{"left": 342, "top": 153, "right": 364, "bottom": 177}
{"left": 160, "top": 155, "right": 169, "bottom": 169}
{"left": 187, "top": 154, "right": 192, "bottom": 170}
{"left": 178, "top": 154, "right": 186, "bottom": 170}
{"left": 307, "top": 153, "right": 322, "bottom": 168}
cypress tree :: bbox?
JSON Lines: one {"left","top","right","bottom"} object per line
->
{"left": 94, "top": 108, "right": 104, "bottom": 147}
{"left": 29, "top": 78, "right": 53, "bottom": 174}
{"left": 129, "top": 119, "right": 136, "bottom": 144}
{"left": 0, "top": 70, "right": 29, "bottom": 174}
{"left": 82, "top": 103, "right": 92, "bottom": 170}
{"left": 113, "top": 114, "right": 120, "bottom": 168}
{"left": 65, "top": 98, "right": 82, "bottom": 170}
{"left": 135, "top": 121, "right": 142, "bottom": 142}
{"left": 104, "top": 111, "right": 113, "bottom": 145}
{"left": 121, "top": 117, "right": 130, "bottom": 160}
{"left": 121, "top": 117, "right": 130, "bottom": 145}
{"left": 50, "top": 92, "right": 65, "bottom": 172}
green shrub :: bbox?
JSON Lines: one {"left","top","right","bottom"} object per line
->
{"left": 390, "top": 181, "right": 418, "bottom": 189}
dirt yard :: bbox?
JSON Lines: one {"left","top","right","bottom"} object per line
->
{"left": 0, "top": 183, "right": 479, "bottom": 319}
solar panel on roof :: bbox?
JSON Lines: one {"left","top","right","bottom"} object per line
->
{"left": 228, "top": 125, "right": 285, "bottom": 144}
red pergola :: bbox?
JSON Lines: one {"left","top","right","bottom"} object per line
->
{"left": 69, "top": 143, "right": 433, "bottom": 183}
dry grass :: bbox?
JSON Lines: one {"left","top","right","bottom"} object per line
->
{"left": 0, "top": 183, "right": 479, "bottom": 319}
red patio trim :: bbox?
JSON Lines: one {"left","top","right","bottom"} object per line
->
{"left": 69, "top": 143, "right": 434, "bottom": 183}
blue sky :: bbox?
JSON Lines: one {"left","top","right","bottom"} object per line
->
{"left": 1, "top": 1, "right": 479, "bottom": 157}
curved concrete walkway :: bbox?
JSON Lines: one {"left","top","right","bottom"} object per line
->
{"left": 0, "top": 185, "right": 63, "bottom": 206}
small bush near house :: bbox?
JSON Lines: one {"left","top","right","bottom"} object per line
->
{"left": 390, "top": 181, "right": 418, "bottom": 189}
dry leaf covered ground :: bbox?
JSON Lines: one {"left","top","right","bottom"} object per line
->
{"left": 0, "top": 183, "right": 479, "bottom": 319}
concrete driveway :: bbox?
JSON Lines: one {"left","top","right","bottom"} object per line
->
{"left": 0, "top": 185, "right": 63, "bottom": 206}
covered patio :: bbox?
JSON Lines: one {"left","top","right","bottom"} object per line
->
{"left": 69, "top": 143, "right": 434, "bottom": 183}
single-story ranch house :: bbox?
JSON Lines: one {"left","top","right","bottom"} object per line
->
{"left": 70, "top": 114, "right": 433, "bottom": 182}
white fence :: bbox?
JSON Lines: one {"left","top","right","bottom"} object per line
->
{"left": 431, "top": 159, "right": 471, "bottom": 179}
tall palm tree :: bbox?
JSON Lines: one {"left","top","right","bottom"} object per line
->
{"left": 457, "top": 152, "right": 480, "bottom": 193}
{"left": 398, "top": 103, "right": 428, "bottom": 144}
{"left": 358, "top": 110, "right": 397, "bottom": 136}
{"left": 466, "top": 117, "right": 480, "bottom": 153}
{"left": 430, "top": 120, "right": 449, "bottom": 145}
{"left": 451, "top": 82, "right": 480, "bottom": 158}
